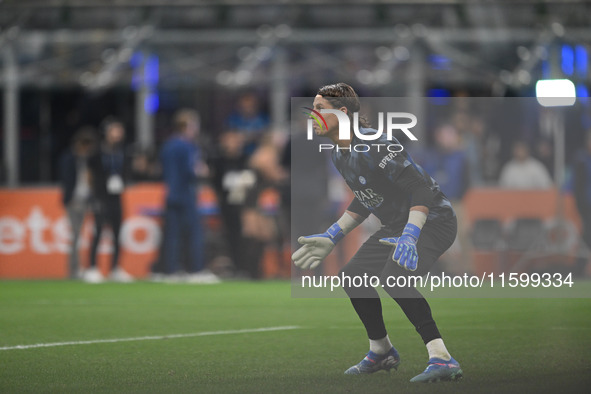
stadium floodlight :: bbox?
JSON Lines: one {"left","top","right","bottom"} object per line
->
{"left": 535, "top": 79, "right": 576, "bottom": 107}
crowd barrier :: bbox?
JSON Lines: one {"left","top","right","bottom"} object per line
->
{"left": 463, "top": 188, "right": 582, "bottom": 276}
{"left": 0, "top": 184, "right": 213, "bottom": 279}
{"left": 0, "top": 186, "right": 583, "bottom": 279}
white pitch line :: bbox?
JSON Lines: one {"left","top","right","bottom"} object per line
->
{"left": 0, "top": 326, "right": 300, "bottom": 351}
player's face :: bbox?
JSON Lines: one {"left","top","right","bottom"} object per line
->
{"left": 312, "top": 95, "right": 347, "bottom": 139}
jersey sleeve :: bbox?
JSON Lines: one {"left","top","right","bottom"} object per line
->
{"left": 396, "top": 166, "right": 435, "bottom": 208}
{"left": 364, "top": 140, "right": 435, "bottom": 209}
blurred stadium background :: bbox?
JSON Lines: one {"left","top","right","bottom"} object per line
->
{"left": 1, "top": 0, "right": 591, "bottom": 280}
{"left": 2, "top": 1, "right": 591, "bottom": 393}
{"left": 1, "top": 0, "right": 590, "bottom": 182}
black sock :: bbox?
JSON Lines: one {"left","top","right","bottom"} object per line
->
{"left": 349, "top": 297, "right": 388, "bottom": 340}
{"left": 394, "top": 297, "right": 441, "bottom": 344}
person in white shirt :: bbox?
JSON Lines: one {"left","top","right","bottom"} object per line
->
{"left": 499, "top": 141, "right": 553, "bottom": 189}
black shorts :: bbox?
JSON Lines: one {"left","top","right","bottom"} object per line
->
{"left": 340, "top": 216, "right": 457, "bottom": 283}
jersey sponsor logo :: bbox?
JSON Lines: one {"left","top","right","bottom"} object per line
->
{"left": 353, "top": 188, "right": 384, "bottom": 209}
{"left": 359, "top": 176, "right": 366, "bottom": 185}
{"left": 378, "top": 152, "right": 397, "bottom": 169}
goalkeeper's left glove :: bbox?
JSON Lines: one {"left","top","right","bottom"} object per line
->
{"left": 379, "top": 220, "right": 422, "bottom": 272}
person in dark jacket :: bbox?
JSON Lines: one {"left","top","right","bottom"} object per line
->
{"left": 59, "top": 128, "right": 97, "bottom": 279}
{"left": 208, "top": 131, "right": 252, "bottom": 273}
{"left": 85, "top": 118, "right": 134, "bottom": 283}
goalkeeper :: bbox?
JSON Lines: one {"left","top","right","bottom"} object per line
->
{"left": 292, "top": 83, "right": 462, "bottom": 383}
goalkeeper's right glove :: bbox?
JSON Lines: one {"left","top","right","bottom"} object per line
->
{"left": 291, "top": 212, "right": 359, "bottom": 270}
{"left": 292, "top": 223, "right": 345, "bottom": 270}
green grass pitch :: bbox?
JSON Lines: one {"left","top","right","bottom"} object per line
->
{"left": 1, "top": 280, "right": 591, "bottom": 393}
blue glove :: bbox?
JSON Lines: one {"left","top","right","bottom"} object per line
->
{"left": 379, "top": 223, "right": 420, "bottom": 271}
{"left": 292, "top": 222, "right": 345, "bottom": 270}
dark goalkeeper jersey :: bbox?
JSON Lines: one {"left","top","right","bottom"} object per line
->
{"left": 331, "top": 128, "right": 455, "bottom": 227}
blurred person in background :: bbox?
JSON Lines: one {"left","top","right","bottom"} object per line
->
{"left": 208, "top": 131, "right": 254, "bottom": 274}
{"left": 421, "top": 125, "right": 470, "bottom": 203}
{"left": 159, "top": 109, "right": 219, "bottom": 284}
{"left": 573, "top": 131, "right": 591, "bottom": 277}
{"left": 240, "top": 135, "right": 288, "bottom": 279}
{"left": 499, "top": 141, "right": 553, "bottom": 189}
{"left": 226, "top": 92, "right": 269, "bottom": 156}
{"left": 59, "top": 128, "right": 97, "bottom": 279}
{"left": 130, "top": 146, "right": 161, "bottom": 182}
{"left": 287, "top": 119, "right": 332, "bottom": 276}
{"left": 420, "top": 125, "right": 471, "bottom": 274}
{"left": 535, "top": 138, "right": 554, "bottom": 178}
{"left": 451, "top": 100, "right": 484, "bottom": 185}
{"left": 85, "top": 118, "right": 134, "bottom": 283}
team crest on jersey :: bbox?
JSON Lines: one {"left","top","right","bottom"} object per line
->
{"left": 359, "top": 176, "right": 366, "bottom": 185}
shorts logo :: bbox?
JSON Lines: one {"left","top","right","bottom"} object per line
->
{"left": 359, "top": 176, "right": 366, "bottom": 185}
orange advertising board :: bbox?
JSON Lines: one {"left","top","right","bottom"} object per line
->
{"left": 0, "top": 184, "right": 168, "bottom": 279}
{"left": 463, "top": 188, "right": 581, "bottom": 228}
{"left": 0, "top": 186, "right": 583, "bottom": 279}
